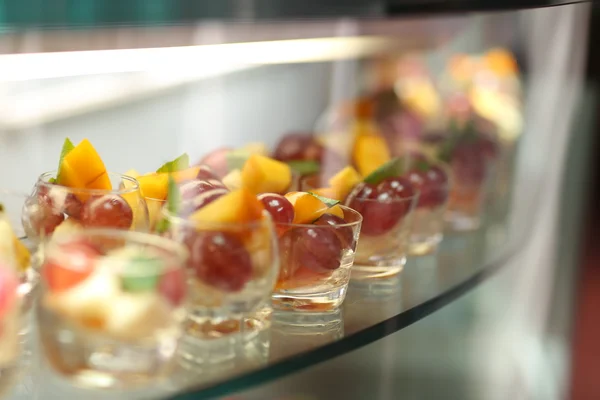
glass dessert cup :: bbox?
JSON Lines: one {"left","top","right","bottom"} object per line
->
{"left": 163, "top": 211, "right": 279, "bottom": 364}
{"left": 22, "top": 171, "right": 150, "bottom": 245}
{"left": 36, "top": 229, "right": 188, "bottom": 389}
{"left": 0, "top": 191, "right": 38, "bottom": 333}
{"left": 272, "top": 206, "right": 362, "bottom": 312}
{"left": 348, "top": 194, "right": 418, "bottom": 279}
{"left": 445, "top": 160, "right": 495, "bottom": 232}
{"left": 145, "top": 197, "right": 166, "bottom": 232}
{"left": 0, "top": 264, "right": 21, "bottom": 397}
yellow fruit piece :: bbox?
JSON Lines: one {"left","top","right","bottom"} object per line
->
{"left": 328, "top": 166, "right": 362, "bottom": 200}
{"left": 13, "top": 236, "right": 30, "bottom": 272}
{"left": 222, "top": 169, "right": 243, "bottom": 191}
{"left": 242, "top": 154, "right": 292, "bottom": 194}
{"left": 146, "top": 198, "right": 165, "bottom": 231}
{"left": 171, "top": 167, "right": 200, "bottom": 183}
{"left": 59, "top": 139, "right": 111, "bottom": 191}
{"left": 190, "top": 189, "right": 264, "bottom": 225}
{"left": 311, "top": 187, "right": 341, "bottom": 201}
{"left": 123, "top": 169, "right": 141, "bottom": 181}
{"left": 325, "top": 204, "right": 344, "bottom": 219}
{"left": 285, "top": 192, "right": 329, "bottom": 224}
{"left": 353, "top": 134, "right": 391, "bottom": 177}
{"left": 137, "top": 174, "right": 169, "bottom": 200}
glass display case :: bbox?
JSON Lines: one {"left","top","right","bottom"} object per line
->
{"left": 0, "top": 1, "right": 593, "bottom": 399}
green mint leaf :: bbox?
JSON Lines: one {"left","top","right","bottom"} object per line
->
{"left": 414, "top": 159, "right": 431, "bottom": 172}
{"left": 55, "top": 138, "right": 75, "bottom": 184}
{"left": 286, "top": 160, "right": 320, "bottom": 176}
{"left": 156, "top": 153, "right": 189, "bottom": 174}
{"left": 226, "top": 149, "right": 249, "bottom": 172}
{"left": 155, "top": 176, "right": 180, "bottom": 234}
{"left": 363, "top": 157, "right": 406, "bottom": 185}
{"left": 308, "top": 192, "right": 340, "bottom": 208}
{"left": 120, "top": 256, "right": 163, "bottom": 293}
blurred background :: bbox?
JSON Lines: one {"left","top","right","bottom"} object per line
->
{"left": 0, "top": 1, "right": 598, "bottom": 399}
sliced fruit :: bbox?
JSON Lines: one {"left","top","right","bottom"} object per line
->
{"left": 325, "top": 204, "right": 344, "bottom": 219}
{"left": 43, "top": 241, "right": 99, "bottom": 292}
{"left": 311, "top": 187, "right": 340, "bottom": 200}
{"left": 58, "top": 139, "right": 112, "bottom": 193}
{"left": 52, "top": 218, "right": 83, "bottom": 237}
{"left": 284, "top": 191, "right": 329, "bottom": 224}
{"left": 353, "top": 134, "right": 391, "bottom": 177}
{"left": 156, "top": 153, "right": 189, "bottom": 173}
{"left": 363, "top": 157, "right": 406, "bottom": 185}
{"left": 222, "top": 169, "right": 243, "bottom": 191}
{"left": 137, "top": 173, "right": 169, "bottom": 200}
{"left": 241, "top": 154, "right": 292, "bottom": 194}
{"left": 190, "top": 189, "right": 264, "bottom": 225}
{"left": 171, "top": 167, "right": 201, "bottom": 183}
{"left": 328, "top": 166, "right": 362, "bottom": 200}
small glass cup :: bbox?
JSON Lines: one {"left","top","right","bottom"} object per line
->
{"left": 273, "top": 206, "right": 362, "bottom": 311}
{"left": 0, "top": 191, "right": 38, "bottom": 332}
{"left": 22, "top": 171, "right": 149, "bottom": 244}
{"left": 163, "top": 211, "right": 279, "bottom": 363}
{"left": 145, "top": 197, "right": 166, "bottom": 232}
{"left": 347, "top": 193, "right": 418, "bottom": 279}
{"left": 445, "top": 155, "right": 496, "bottom": 231}
{"left": 36, "top": 229, "right": 188, "bottom": 389}
{"left": 0, "top": 264, "right": 21, "bottom": 397}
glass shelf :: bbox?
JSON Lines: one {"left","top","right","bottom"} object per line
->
{"left": 8, "top": 193, "right": 523, "bottom": 400}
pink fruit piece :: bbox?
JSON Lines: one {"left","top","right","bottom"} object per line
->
{"left": 257, "top": 193, "right": 294, "bottom": 224}
{"left": 81, "top": 195, "right": 134, "bottom": 229}
{"left": 181, "top": 188, "right": 228, "bottom": 216}
{"left": 186, "top": 231, "right": 252, "bottom": 292}
{"left": 0, "top": 263, "right": 19, "bottom": 316}
{"left": 179, "top": 180, "right": 219, "bottom": 202}
{"left": 158, "top": 268, "right": 187, "bottom": 306}
{"left": 273, "top": 133, "right": 323, "bottom": 162}
{"left": 196, "top": 165, "right": 219, "bottom": 181}
{"left": 196, "top": 148, "right": 231, "bottom": 178}
{"left": 42, "top": 240, "right": 99, "bottom": 292}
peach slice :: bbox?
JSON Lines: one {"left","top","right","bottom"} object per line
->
{"left": 190, "top": 189, "right": 264, "bottom": 225}
{"left": 59, "top": 139, "right": 112, "bottom": 192}
{"left": 137, "top": 174, "right": 169, "bottom": 200}
{"left": 353, "top": 134, "right": 391, "bottom": 177}
{"left": 328, "top": 166, "right": 362, "bottom": 200}
{"left": 311, "top": 187, "right": 341, "bottom": 201}
{"left": 284, "top": 192, "right": 330, "bottom": 224}
{"left": 171, "top": 167, "right": 201, "bottom": 183}
{"left": 242, "top": 154, "right": 292, "bottom": 194}
{"left": 325, "top": 204, "right": 344, "bottom": 219}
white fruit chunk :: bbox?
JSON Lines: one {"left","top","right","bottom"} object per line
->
{"left": 105, "top": 293, "right": 172, "bottom": 340}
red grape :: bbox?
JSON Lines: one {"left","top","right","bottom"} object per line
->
{"left": 452, "top": 143, "right": 486, "bottom": 185}
{"left": 158, "top": 268, "right": 187, "bottom": 306}
{"left": 186, "top": 231, "right": 252, "bottom": 292}
{"left": 196, "top": 165, "right": 219, "bottom": 181}
{"left": 81, "top": 195, "right": 133, "bottom": 229}
{"left": 182, "top": 188, "right": 228, "bottom": 215}
{"left": 38, "top": 185, "right": 82, "bottom": 218}
{"left": 24, "top": 198, "right": 65, "bottom": 237}
{"left": 257, "top": 193, "right": 294, "bottom": 224}
{"left": 314, "top": 214, "right": 354, "bottom": 250}
{"left": 288, "top": 226, "right": 343, "bottom": 273}
{"left": 196, "top": 148, "right": 231, "bottom": 178}
{"left": 273, "top": 133, "right": 323, "bottom": 162}
{"left": 206, "top": 179, "right": 227, "bottom": 189}
{"left": 179, "top": 180, "right": 219, "bottom": 202}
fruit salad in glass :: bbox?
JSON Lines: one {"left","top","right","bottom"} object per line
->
{"left": 37, "top": 229, "right": 188, "bottom": 389}
{"left": 161, "top": 183, "right": 279, "bottom": 362}
{"left": 437, "top": 122, "right": 498, "bottom": 231}
{"left": 0, "top": 194, "right": 36, "bottom": 331}
{"left": 261, "top": 191, "right": 361, "bottom": 311}
{"left": 22, "top": 139, "right": 149, "bottom": 243}
{"left": 0, "top": 262, "right": 20, "bottom": 397}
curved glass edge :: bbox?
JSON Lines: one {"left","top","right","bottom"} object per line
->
{"left": 0, "top": 0, "right": 587, "bottom": 30}
{"left": 169, "top": 237, "right": 526, "bottom": 400}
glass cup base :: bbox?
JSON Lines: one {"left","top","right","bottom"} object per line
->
{"left": 271, "top": 285, "right": 348, "bottom": 312}
{"left": 444, "top": 211, "right": 481, "bottom": 232}
{"left": 351, "top": 255, "right": 407, "bottom": 280}
{"left": 408, "top": 233, "right": 443, "bottom": 256}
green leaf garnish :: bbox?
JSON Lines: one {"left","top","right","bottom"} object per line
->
{"left": 120, "top": 256, "right": 163, "bottom": 293}
{"left": 156, "top": 153, "right": 189, "bottom": 174}
{"left": 363, "top": 157, "right": 406, "bottom": 185}
{"left": 308, "top": 192, "right": 340, "bottom": 208}
{"left": 414, "top": 159, "right": 431, "bottom": 172}
{"left": 55, "top": 137, "right": 75, "bottom": 184}
{"left": 225, "top": 149, "right": 250, "bottom": 172}
{"left": 286, "top": 160, "right": 321, "bottom": 176}
{"left": 155, "top": 176, "right": 180, "bottom": 234}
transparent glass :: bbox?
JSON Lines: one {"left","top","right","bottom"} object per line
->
{"left": 0, "top": 265, "right": 21, "bottom": 397}
{"left": 36, "top": 229, "right": 188, "bottom": 389}
{"left": 273, "top": 206, "right": 362, "bottom": 311}
{"left": 0, "top": 191, "right": 38, "bottom": 330}
{"left": 163, "top": 211, "right": 279, "bottom": 364}
{"left": 22, "top": 171, "right": 150, "bottom": 243}
{"left": 347, "top": 194, "right": 418, "bottom": 279}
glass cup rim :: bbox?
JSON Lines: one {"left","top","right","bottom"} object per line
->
{"left": 275, "top": 204, "right": 362, "bottom": 229}
{"left": 344, "top": 191, "right": 420, "bottom": 205}
{"left": 46, "top": 228, "right": 189, "bottom": 273}
{"left": 37, "top": 171, "right": 141, "bottom": 196}
{"left": 162, "top": 208, "right": 274, "bottom": 230}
